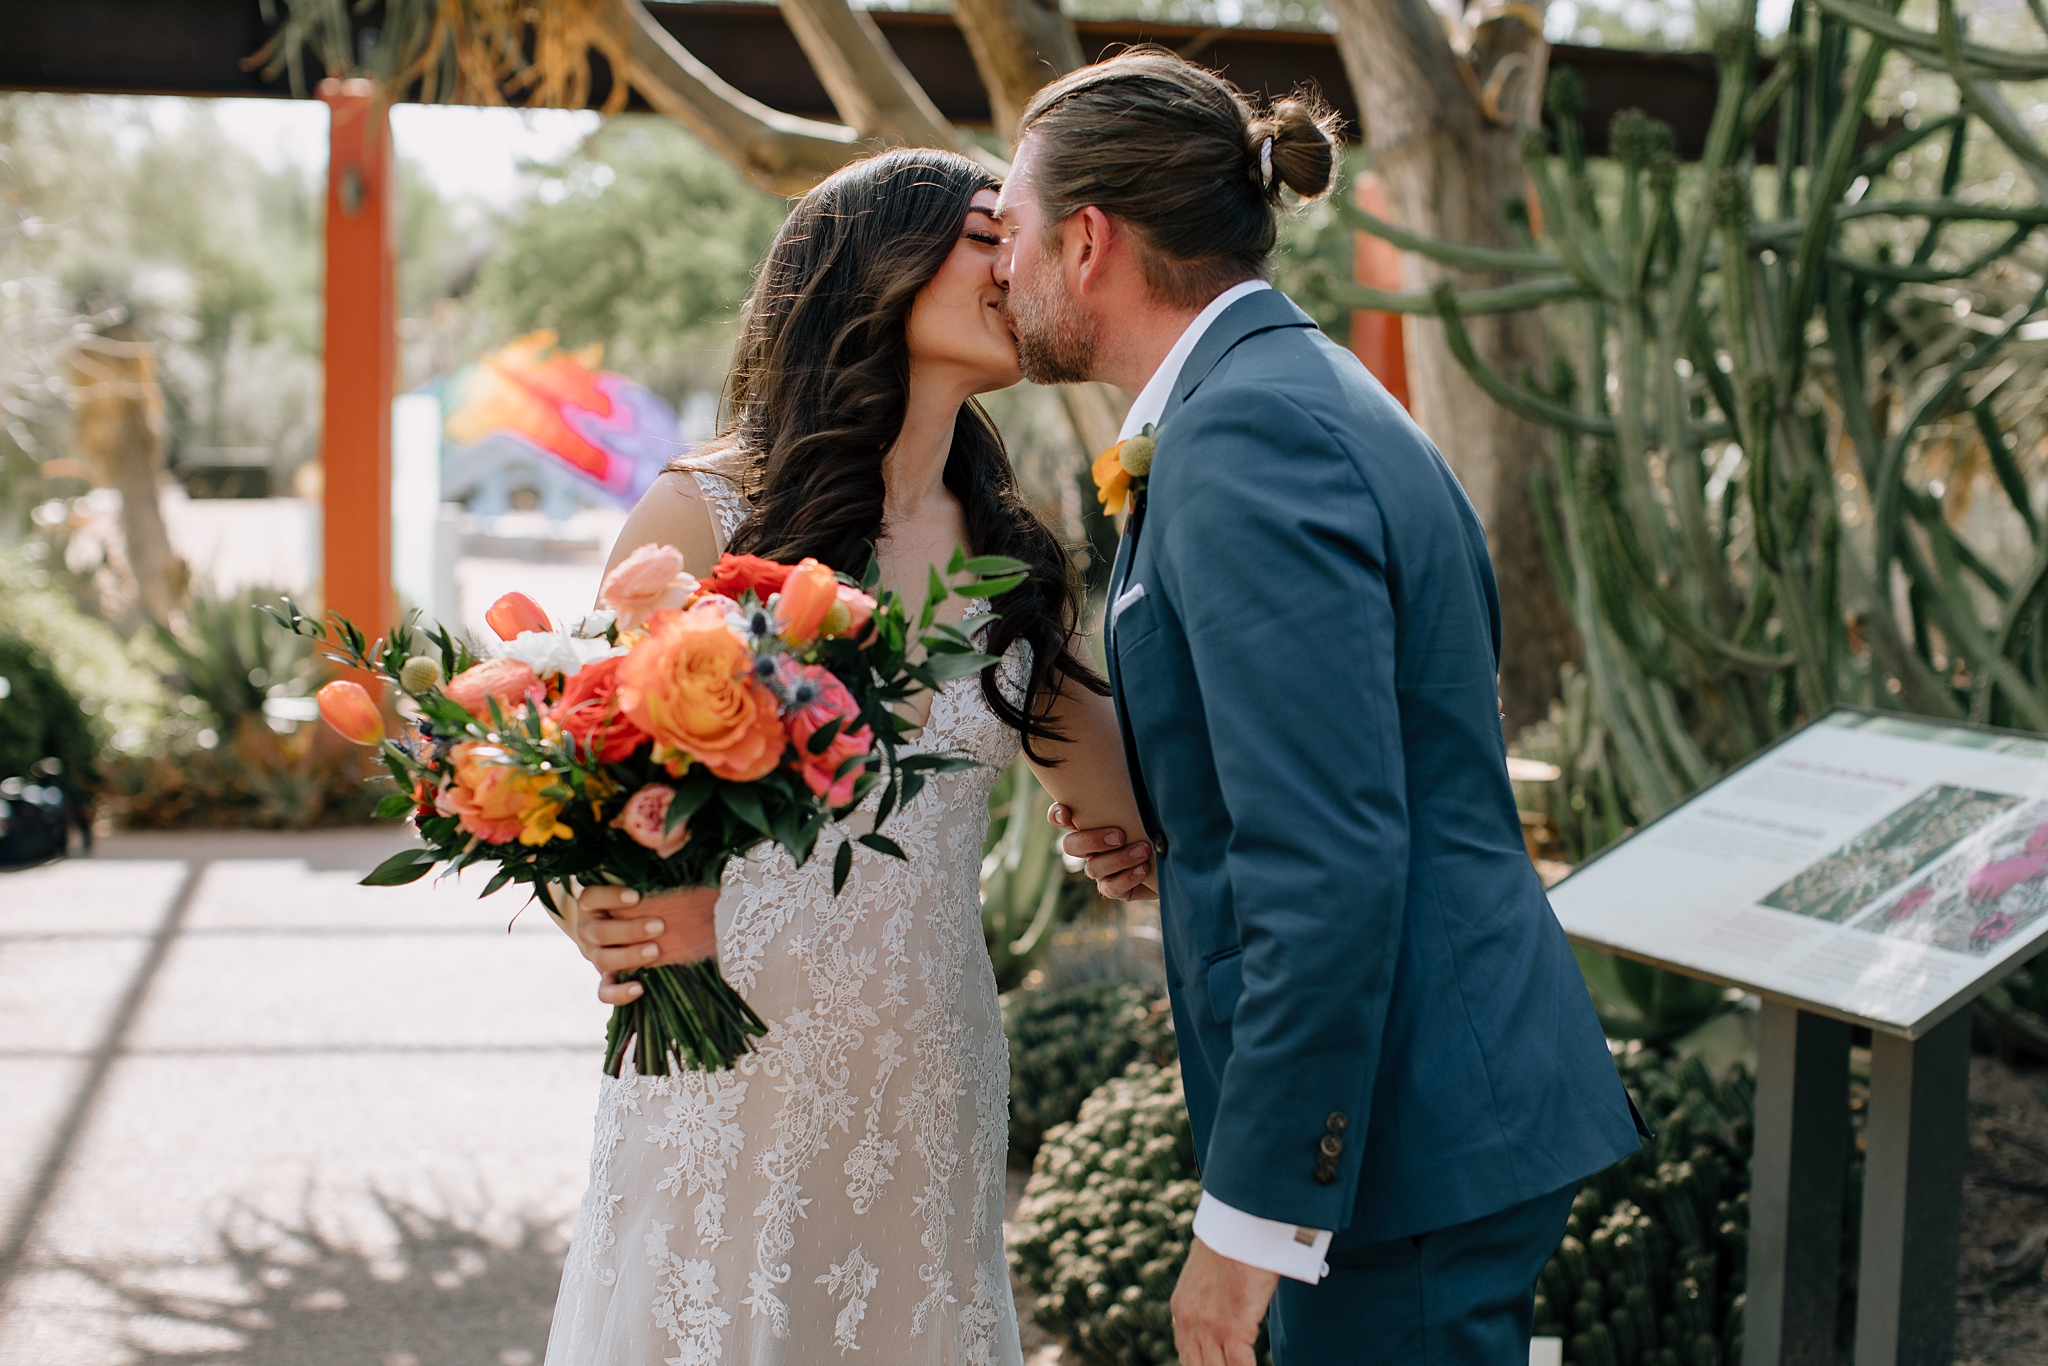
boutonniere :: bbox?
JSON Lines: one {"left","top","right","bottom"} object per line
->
{"left": 1092, "top": 423, "right": 1158, "bottom": 517}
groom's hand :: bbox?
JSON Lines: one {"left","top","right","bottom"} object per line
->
{"left": 1172, "top": 1238, "right": 1278, "bottom": 1366}
{"left": 1047, "top": 804, "right": 1158, "bottom": 901}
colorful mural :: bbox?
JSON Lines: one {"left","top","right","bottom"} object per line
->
{"left": 443, "top": 330, "right": 679, "bottom": 507}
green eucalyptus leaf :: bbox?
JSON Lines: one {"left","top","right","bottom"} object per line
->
{"left": 858, "top": 832, "right": 907, "bottom": 860}
{"left": 360, "top": 848, "right": 435, "bottom": 886}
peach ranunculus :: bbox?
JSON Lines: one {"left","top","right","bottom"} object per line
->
{"left": 435, "top": 742, "right": 571, "bottom": 846}
{"left": 774, "top": 558, "right": 838, "bottom": 645}
{"left": 618, "top": 602, "right": 787, "bottom": 782}
{"left": 317, "top": 679, "right": 383, "bottom": 746}
{"left": 784, "top": 665, "right": 872, "bottom": 806}
{"left": 484, "top": 591, "right": 551, "bottom": 641}
{"left": 551, "top": 655, "right": 650, "bottom": 764}
{"left": 601, "top": 543, "right": 700, "bottom": 630}
{"left": 612, "top": 782, "right": 690, "bottom": 859}
{"left": 444, "top": 657, "right": 544, "bottom": 718}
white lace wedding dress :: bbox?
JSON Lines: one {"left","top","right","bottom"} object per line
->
{"left": 544, "top": 470, "right": 1025, "bottom": 1366}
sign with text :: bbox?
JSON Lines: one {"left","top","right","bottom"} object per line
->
{"left": 1549, "top": 708, "right": 2048, "bottom": 1036}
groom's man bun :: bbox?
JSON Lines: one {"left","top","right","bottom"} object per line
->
{"left": 1015, "top": 48, "right": 1342, "bottom": 307}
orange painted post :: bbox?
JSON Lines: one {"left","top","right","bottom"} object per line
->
{"left": 318, "top": 78, "right": 397, "bottom": 644}
{"left": 1349, "top": 173, "right": 1410, "bottom": 412}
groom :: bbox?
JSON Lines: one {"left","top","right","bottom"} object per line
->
{"left": 997, "top": 51, "right": 1645, "bottom": 1365}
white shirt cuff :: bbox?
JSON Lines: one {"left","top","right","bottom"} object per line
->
{"left": 1192, "top": 1191, "right": 1332, "bottom": 1284}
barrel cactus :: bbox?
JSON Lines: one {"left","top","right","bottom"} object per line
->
{"left": 1009, "top": 1060, "right": 1257, "bottom": 1366}
{"left": 1005, "top": 980, "right": 1177, "bottom": 1161}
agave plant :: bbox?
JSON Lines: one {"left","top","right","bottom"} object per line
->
{"left": 152, "top": 587, "right": 318, "bottom": 731}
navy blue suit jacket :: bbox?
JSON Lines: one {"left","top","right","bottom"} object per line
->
{"left": 1106, "top": 289, "right": 1642, "bottom": 1244}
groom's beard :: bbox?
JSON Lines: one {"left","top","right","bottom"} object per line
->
{"left": 1006, "top": 268, "right": 1096, "bottom": 386}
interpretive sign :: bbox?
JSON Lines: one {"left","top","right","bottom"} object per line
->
{"left": 1549, "top": 706, "right": 2048, "bottom": 1038}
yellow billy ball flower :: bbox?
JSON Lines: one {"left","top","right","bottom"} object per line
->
{"left": 399, "top": 655, "right": 444, "bottom": 693}
{"left": 1118, "top": 433, "right": 1156, "bottom": 479}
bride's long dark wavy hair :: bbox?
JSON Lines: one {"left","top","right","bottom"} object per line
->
{"left": 673, "top": 147, "right": 1106, "bottom": 758}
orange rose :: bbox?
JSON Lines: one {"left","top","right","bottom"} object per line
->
{"left": 618, "top": 602, "right": 787, "bottom": 782}
{"left": 445, "top": 658, "right": 544, "bottom": 718}
{"left": 435, "top": 742, "right": 570, "bottom": 846}
{"left": 700, "top": 552, "right": 793, "bottom": 603}
{"left": 774, "top": 557, "right": 838, "bottom": 645}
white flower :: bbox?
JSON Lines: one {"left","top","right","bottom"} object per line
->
{"left": 566, "top": 609, "right": 617, "bottom": 639}
{"left": 493, "top": 629, "right": 625, "bottom": 679}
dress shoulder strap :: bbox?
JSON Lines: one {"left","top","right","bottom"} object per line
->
{"left": 688, "top": 466, "right": 750, "bottom": 553}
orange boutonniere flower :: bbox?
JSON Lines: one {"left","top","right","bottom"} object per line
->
{"left": 1092, "top": 424, "right": 1159, "bottom": 516}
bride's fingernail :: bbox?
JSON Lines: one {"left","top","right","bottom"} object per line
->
{"left": 619, "top": 889, "right": 640, "bottom": 905}
{"left": 625, "top": 983, "right": 643, "bottom": 999}
{"left": 642, "top": 944, "right": 659, "bottom": 960}
{"left": 646, "top": 919, "right": 665, "bottom": 936}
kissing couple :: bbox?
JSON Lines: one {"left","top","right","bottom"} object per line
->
{"left": 542, "top": 46, "right": 1643, "bottom": 1366}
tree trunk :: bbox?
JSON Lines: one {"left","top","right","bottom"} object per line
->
{"left": 949, "top": 0, "right": 1085, "bottom": 151}
{"left": 1327, "top": 0, "right": 1578, "bottom": 731}
{"left": 67, "top": 333, "right": 189, "bottom": 622}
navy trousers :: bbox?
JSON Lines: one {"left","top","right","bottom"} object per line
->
{"left": 1268, "top": 1181, "right": 1576, "bottom": 1365}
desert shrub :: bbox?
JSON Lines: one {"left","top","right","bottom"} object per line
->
{"left": 103, "top": 713, "right": 390, "bottom": 829}
{"left": 1006, "top": 980, "right": 1176, "bottom": 1162}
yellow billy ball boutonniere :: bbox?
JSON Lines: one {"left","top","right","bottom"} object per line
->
{"left": 1092, "top": 423, "right": 1158, "bottom": 517}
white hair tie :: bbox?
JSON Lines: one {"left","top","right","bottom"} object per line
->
{"left": 1259, "top": 136, "right": 1275, "bottom": 190}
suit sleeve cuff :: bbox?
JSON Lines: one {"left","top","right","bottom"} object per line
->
{"left": 1192, "top": 1191, "right": 1332, "bottom": 1284}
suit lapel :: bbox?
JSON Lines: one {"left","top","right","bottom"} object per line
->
{"left": 1103, "top": 289, "right": 1315, "bottom": 852}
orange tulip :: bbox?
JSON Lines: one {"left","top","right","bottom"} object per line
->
{"left": 317, "top": 680, "right": 384, "bottom": 746}
{"left": 774, "top": 557, "right": 839, "bottom": 645}
{"left": 485, "top": 591, "right": 552, "bottom": 641}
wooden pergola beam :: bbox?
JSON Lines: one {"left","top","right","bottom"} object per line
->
{"left": 5, "top": 0, "right": 1754, "bottom": 160}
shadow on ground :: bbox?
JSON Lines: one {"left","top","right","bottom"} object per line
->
{"left": 63, "top": 1194, "right": 565, "bottom": 1366}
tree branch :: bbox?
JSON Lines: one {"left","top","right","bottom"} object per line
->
{"left": 619, "top": 0, "right": 860, "bottom": 196}
{"left": 776, "top": 0, "right": 1002, "bottom": 172}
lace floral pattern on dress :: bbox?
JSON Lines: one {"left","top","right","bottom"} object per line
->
{"left": 544, "top": 472, "right": 1024, "bottom": 1366}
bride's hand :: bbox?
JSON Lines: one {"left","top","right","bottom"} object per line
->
{"left": 572, "top": 885, "right": 722, "bottom": 1006}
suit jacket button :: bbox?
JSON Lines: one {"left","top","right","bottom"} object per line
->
{"left": 1318, "top": 1135, "right": 1343, "bottom": 1158}
{"left": 1326, "top": 1112, "right": 1348, "bottom": 1134}
{"left": 1312, "top": 1163, "right": 1338, "bottom": 1186}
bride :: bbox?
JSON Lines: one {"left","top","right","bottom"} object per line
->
{"left": 543, "top": 148, "right": 1149, "bottom": 1365}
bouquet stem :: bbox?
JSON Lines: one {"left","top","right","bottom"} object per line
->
{"left": 603, "top": 957, "right": 768, "bottom": 1076}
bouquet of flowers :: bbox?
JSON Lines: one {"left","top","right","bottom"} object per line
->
{"left": 275, "top": 543, "right": 1024, "bottom": 1076}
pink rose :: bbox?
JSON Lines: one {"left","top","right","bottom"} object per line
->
{"left": 784, "top": 665, "right": 872, "bottom": 806}
{"left": 444, "top": 657, "right": 544, "bottom": 718}
{"left": 601, "top": 543, "right": 699, "bottom": 630}
{"left": 613, "top": 783, "right": 690, "bottom": 859}
{"left": 2025, "top": 823, "right": 2048, "bottom": 855}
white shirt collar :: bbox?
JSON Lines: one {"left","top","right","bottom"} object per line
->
{"left": 1116, "top": 279, "right": 1273, "bottom": 441}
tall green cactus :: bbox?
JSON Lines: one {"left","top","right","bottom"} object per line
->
{"left": 1341, "top": 0, "right": 2048, "bottom": 827}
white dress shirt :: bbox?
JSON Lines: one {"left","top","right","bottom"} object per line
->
{"left": 1116, "top": 279, "right": 1273, "bottom": 441}
{"left": 1115, "top": 277, "right": 1335, "bottom": 1285}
